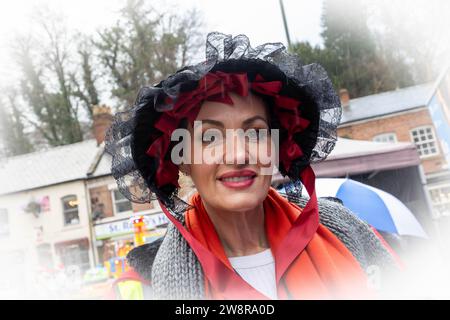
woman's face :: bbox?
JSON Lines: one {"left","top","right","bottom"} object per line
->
{"left": 183, "top": 92, "right": 274, "bottom": 213}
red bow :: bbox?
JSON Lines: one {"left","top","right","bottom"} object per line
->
{"left": 146, "top": 72, "right": 310, "bottom": 187}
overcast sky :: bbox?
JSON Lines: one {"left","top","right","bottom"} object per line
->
{"left": 0, "top": 0, "right": 323, "bottom": 86}
{"left": 1, "top": 0, "right": 446, "bottom": 95}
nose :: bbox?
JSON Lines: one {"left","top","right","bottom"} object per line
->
{"left": 224, "top": 130, "right": 249, "bottom": 165}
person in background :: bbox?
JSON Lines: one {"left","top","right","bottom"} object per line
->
{"left": 106, "top": 237, "right": 162, "bottom": 300}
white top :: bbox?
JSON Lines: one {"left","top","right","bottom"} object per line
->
{"left": 228, "top": 249, "right": 278, "bottom": 300}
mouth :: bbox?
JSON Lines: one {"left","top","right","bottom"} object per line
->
{"left": 217, "top": 169, "right": 257, "bottom": 189}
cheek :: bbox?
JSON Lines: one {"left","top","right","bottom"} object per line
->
{"left": 249, "top": 136, "right": 275, "bottom": 168}
{"left": 189, "top": 163, "right": 217, "bottom": 191}
{"left": 258, "top": 175, "right": 273, "bottom": 196}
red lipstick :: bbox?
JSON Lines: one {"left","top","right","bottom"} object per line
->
{"left": 217, "top": 169, "right": 257, "bottom": 189}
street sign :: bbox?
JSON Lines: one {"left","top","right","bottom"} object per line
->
{"left": 94, "top": 212, "right": 168, "bottom": 240}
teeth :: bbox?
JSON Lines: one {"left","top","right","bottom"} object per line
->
{"left": 221, "top": 176, "right": 254, "bottom": 182}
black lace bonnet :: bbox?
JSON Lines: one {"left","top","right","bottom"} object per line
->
{"left": 105, "top": 32, "right": 341, "bottom": 217}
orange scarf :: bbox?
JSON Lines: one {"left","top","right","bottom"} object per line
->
{"left": 184, "top": 187, "right": 373, "bottom": 299}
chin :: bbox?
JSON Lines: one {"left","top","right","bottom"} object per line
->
{"left": 220, "top": 190, "right": 267, "bottom": 212}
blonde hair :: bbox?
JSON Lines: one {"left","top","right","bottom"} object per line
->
{"left": 177, "top": 172, "right": 197, "bottom": 201}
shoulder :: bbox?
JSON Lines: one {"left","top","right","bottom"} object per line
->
{"left": 148, "top": 222, "right": 205, "bottom": 299}
{"left": 126, "top": 237, "right": 164, "bottom": 282}
{"left": 295, "top": 196, "right": 398, "bottom": 272}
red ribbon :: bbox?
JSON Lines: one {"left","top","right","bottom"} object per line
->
{"left": 146, "top": 71, "right": 310, "bottom": 187}
{"left": 159, "top": 165, "right": 319, "bottom": 299}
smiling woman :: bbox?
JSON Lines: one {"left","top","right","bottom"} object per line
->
{"left": 181, "top": 92, "right": 274, "bottom": 221}
{"left": 105, "top": 32, "right": 399, "bottom": 300}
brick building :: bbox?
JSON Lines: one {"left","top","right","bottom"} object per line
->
{"left": 337, "top": 79, "right": 450, "bottom": 220}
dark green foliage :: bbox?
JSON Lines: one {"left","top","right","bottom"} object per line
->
{"left": 290, "top": 0, "right": 416, "bottom": 98}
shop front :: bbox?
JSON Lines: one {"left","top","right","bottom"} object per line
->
{"left": 93, "top": 212, "right": 168, "bottom": 278}
{"left": 54, "top": 238, "right": 91, "bottom": 274}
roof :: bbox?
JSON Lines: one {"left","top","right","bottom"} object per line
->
{"left": 0, "top": 139, "right": 100, "bottom": 195}
{"left": 326, "top": 137, "right": 416, "bottom": 160}
{"left": 311, "top": 138, "right": 421, "bottom": 177}
{"left": 88, "top": 146, "right": 112, "bottom": 178}
{"left": 340, "top": 83, "right": 435, "bottom": 125}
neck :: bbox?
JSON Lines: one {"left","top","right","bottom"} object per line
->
{"left": 202, "top": 201, "right": 269, "bottom": 257}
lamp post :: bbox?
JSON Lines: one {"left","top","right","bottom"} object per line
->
{"left": 279, "top": 0, "right": 292, "bottom": 48}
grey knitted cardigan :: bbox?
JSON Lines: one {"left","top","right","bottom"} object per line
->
{"left": 128, "top": 197, "right": 398, "bottom": 299}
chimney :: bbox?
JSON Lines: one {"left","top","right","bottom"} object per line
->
{"left": 92, "top": 105, "right": 113, "bottom": 146}
{"left": 339, "top": 89, "right": 350, "bottom": 108}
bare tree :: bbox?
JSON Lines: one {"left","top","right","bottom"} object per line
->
{"left": 0, "top": 88, "right": 34, "bottom": 157}
{"left": 5, "top": 1, "right": 203, "bottom": 156}
{"left": 94, "top": 0, "right": 204, "bottom": 108}
{"left": 12, "top": 8, "right": 102, "bottom": 148}
{"left": 69, "top": 34, "right": 100, "bottom": 121}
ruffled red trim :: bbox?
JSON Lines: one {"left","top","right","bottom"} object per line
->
{"left": 146, "top": 71, "right": 310, "bottom": 187}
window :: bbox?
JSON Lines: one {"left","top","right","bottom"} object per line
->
{"left": 410, "top": 126, "right": 439, "bottom": 157}
{"left": 373, "top": 133, "right": 397, "bottom": 143}
{"left": 0, "top": 209, "right": 9, "bottom": 238}
{"left": 62, "top": 195, "right": 80, "bottom": 225}
{"left": 60, "top": 244, "right": 90, "bottom": 272}
{"left": 37, "top": 243, "right": 54, "bottom": 269}
{"left": 55, "top": 239, "right": 90, "bottom": 273}
{"left": 112, "top": 189, "right": 133, "bottom": 214}
{"left": 428, "top": 185, "right": 450, "bottom": 218}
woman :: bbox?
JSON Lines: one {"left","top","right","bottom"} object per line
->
{"left": 106, "top": 32, "right": 398, "bottom": 300}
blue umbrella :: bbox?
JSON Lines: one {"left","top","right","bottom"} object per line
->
{"left": 278, "top": 178, "right": 427, "bottom": 238}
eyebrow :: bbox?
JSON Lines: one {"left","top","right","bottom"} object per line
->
{"left": 242, "top": 115, "right": 269, "bottom": 126}
{"left": 197, "top": 119, "right": 224, "bottom": 128}
{"left": 197, "top": 116, "right": 269, "bottom": 128}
